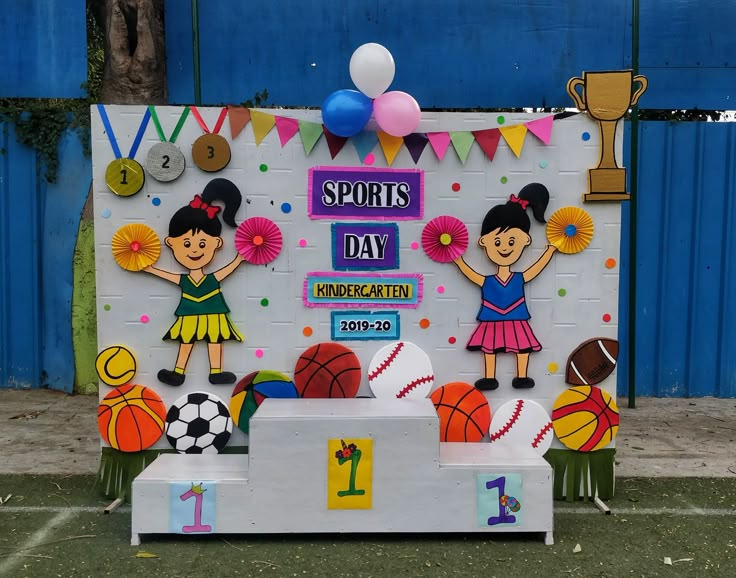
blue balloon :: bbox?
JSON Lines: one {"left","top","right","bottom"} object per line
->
{"left": 321, "top": 89, "right": 373, "bottom": 137}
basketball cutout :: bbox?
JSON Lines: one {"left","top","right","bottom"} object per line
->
{"left": 230, "top": 370, "right": 299, "bottom": 433}
{"left": 192, "top": 133, "right": 231, "bottom": 172}
{"left": 552, "top": 385, "right": 619, "bottom": 452}
{"left": 429, "top": 382, "right": 491, "bottom": 442}
{"left": 95, "top": 345, "right": 137, "bottom": 387}
{"left": 293, "top": 342, "right": 362, "bottom": 398}
{"left": 489, "top": 399, "right": 554, "bottom": 456}
{"left": 368, "top": 341, "right": 434, "bottom": 399}
{"left": 97, "top": 384, "right": 166, "bottom": 452}
{"left": 566, "top": 338, "right": 619, "bottom": 385}
{"left": 166, "top": 392, "right": 233, "bottom": 454}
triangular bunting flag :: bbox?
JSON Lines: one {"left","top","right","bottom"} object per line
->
{"left": 227, "top": 106, "right": 250, "bottom": 139}
{"left": 250, "top": 110, "right": 276, "bottom": 145}
{"left": 274, "top": 116, "right": 299, "bottom": 147}
{"left": 427, "top": 132, "right": 451, "bottom": 161}
{"left": 449, "top": 131, "right": 475, "bottom": 164}
{"left": 472, "top": 128, "right": 502, "bottom": 162}
{"left": 525, "top": 115, "right": 554, "bottom": 145}
{"left": 403, "top": 133, "right": 429, "bottom": 164}
{"left": 298, "top": 120, "right": 323, "bottom": 155}
{"left": 323, "top": 126, "right": 348, "bottom": 159}
{"left": 376, "top": 131, "right": 404, "bottom": 166}
{"left": 352, "top": 130, "right": 379, "bottom": 162}
{"left": 499, "top": 124, "right": 528, "bottom": 158}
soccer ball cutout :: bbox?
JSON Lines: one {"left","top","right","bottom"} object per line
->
{"left": 165, "top": 391, "right": 233, "bottom": 454}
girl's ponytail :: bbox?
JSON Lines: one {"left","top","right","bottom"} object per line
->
{"left": 201, "top": 178, "right": 242, "bottom": 228}
{"left": 517, "top": 182, "right": 550, "bottom": 224}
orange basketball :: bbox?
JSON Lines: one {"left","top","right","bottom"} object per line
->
{"left": 294, "top": 342, "right": 362, "bottom": 398}
{"left": 97, "top": 384, "right": 166, "bottom": 452}
{"left": 430, "top": 382, "right": 491, "bottom": 442}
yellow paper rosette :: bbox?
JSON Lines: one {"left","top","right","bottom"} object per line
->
{"left": 111, "top": 224, "right": 161, "bottom": 271}
{"left": 546, "top": 207, "right": 594, "bottom": 254}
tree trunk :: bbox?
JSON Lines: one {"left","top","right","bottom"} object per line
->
{"left": 92, "top": 0, "right": 167, "bottom": 104}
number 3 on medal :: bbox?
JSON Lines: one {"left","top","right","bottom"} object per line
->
{"left": 105, "top": 158, "right": 144, "bottom": 196}
{"left": 192, "top": 133, "right": 231, "bottom": 172}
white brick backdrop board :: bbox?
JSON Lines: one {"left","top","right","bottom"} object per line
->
{"left": 92, "top": 107, "right": 621, "bottom": 450}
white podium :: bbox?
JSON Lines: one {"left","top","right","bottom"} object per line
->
{"left": 132, "top": 399, "right": 553, "bottom": 545}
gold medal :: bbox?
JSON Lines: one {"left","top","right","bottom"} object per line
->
{"left": 105, "top": 158, "right": 145, "bottom": 197}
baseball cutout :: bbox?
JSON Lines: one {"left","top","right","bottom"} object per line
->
{"left": 368, "top": 341, "right": 434, "bottom": 399}
{"left": 489, "top": 399, "right": 554, "bottom": 456}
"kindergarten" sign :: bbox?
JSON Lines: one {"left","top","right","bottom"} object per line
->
{"left": 303, "top": 272, "right": 423, "bottom": 308}
{"left": 308, "top": 166, "right": 424, "bottom": 220}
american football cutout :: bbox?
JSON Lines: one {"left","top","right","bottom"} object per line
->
{"left": 565, "top": 338, "right": 619, "bottom": 386}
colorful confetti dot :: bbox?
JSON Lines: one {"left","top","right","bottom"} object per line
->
{"left": 437, "top": 285, "right": 445, "bottom": 294}
{"left": 539, "top": 160, "right": 548, "bottom": 169}
{"left": 302, "top": 326, "right": 313, "bottom": 337}
{"left": 548, "top": 362, "right": 559, "bottom": 373}
{"left": 497, "top": 115, "right": 505, "bottom": 125}
{"left": 255, "top": 349, "right": 264, "bottom": 358}
{"left": 448, "top": 336, "right": 457, "bottom": 345}
{"left": 103, "top": 304, "right": 111, "bottom": 311}
{"left": 582, "top": 132, "right": 591, "bottom": 141}
{"left": 500, "top": 176, "right": 508, "bottom": 184}
{"left": 364, "top": 153, "right": 375, "bottom": 165}
{"left": 451, "top": 182, "right": 461, "bottom": 192}
{"left": 411, "top": 241, "right": 419, "bottom": 250}
{"left": 558, "top": 288, "right": 567, "bottom": 297}
{"left": 605, "top": 258, "right": 617, "bottom": 269}
{"left": 603, "top": 313, "right": 612, "bottom": 323}
{"left": 260, "top": 298, "right": 269, "bottom": 307}
{"left": 298, "top": 239, "right": 307, "bottom": 247}
{"left": 101, "top": 209, "right": 111, "bottom": 219}
{"left": 140, "top": 315, "right": 150, "bottom": 323}
{"left": 152, "top": 197, "right": 161, "bottom": 206}
{"left": 259, "top": 164, "right": 268, "bottom": 172}
{"left": 281, "top": 202, "right": 292, "bottom": 214}
{"left": 419, "top": 318, "right": 430, "bottom": 329}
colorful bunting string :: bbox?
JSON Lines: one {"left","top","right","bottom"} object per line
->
{"left": 250, "top": 110, "right": 276, "bottom": 145}
{"left": 449, "top": 131, "right": 475, "bottom": 164}
{"left": 403, "top": 133, "right": 429, "bottom": 164}
{"left": 274, "top": 116, "right": 299, "bottom": 147}
{"left": 376, "top": 131, "right": 403, "bottom": 166}
{"left": 352, "top": 130, "right": 379, "bottom": 163}
{"left": 227, "top": 106, "right": 251, "bottom": 139}
{"left": 298, "top": 120, "right": 323, "bottom": 155}
{"left": 472, "top": 128, "right": 502, "bottom": 162}
{"left": 323, "top": 127, "right": 348, "bottom": 159}
{"left": 427, "top": 132, "right": 452, "bottom": 161}
{"left": 499, "top": 124, "right": 528, "bottom": 158}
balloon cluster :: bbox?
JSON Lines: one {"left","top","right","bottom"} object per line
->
{"left": 322, "top": 43, "right": 421, "bottom": 138}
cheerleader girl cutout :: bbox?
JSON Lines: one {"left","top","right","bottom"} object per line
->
{"left": 453, "top": 183, "right": 556, "bottom": 391}
{"left": 144, "top": 178, "right": 244, "bottom": 386}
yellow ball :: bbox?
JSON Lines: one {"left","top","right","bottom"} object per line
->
{"left": 95, "top": 345, "right": 137, "bottom": 387}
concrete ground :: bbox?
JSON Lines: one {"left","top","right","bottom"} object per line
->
{"left": 0, "top": 389, "right": 734, "bottom": 477}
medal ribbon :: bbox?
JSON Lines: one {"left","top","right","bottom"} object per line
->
{"left": 148, "top": 106, "right": 190, "bottom": 144}
{"left": 189, "top": 106, "right": 228, "bottom": 135}
{"left": 96, "top": 104, "right": 151, "bottom": 159}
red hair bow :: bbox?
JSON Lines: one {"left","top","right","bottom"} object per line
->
{"left": 190, "top": 195, "right": 220, "bottom": 219}
{"left": 509, "top": 194, "right": 529, "bottom": 210}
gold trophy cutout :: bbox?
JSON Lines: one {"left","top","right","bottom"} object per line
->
{"left": 567, "top": 70, "right": 648, "bottom": 201}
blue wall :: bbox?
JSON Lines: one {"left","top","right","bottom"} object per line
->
{"left": 166, "top": 0, "right": 632, "bottom": 107}
{"left": 0, "top": 0, "right": 86, "bottom": 98}
{"left": 618, "top": 122, "right": 736, "bottom": 397}
{"left": 0, "top": 124, "right": 91, "bottom": 391}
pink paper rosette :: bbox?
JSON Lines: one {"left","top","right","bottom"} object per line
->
{"left": 235, "top": 217, "right": 283, "bottom": 265}
{"left": 421, "top": 215, "right": 469, "bottom": 263}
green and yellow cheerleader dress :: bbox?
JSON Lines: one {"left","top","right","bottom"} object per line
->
{"left": 164, "top": 274, "right": 243, "bottom": 343}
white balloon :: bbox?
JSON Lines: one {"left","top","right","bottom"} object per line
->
{"left": 349, "top": 43, "right": 396, "bottom": 99}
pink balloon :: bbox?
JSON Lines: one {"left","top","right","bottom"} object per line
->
{"left": 373, "top": 91, "right": 421, "bottom": 137}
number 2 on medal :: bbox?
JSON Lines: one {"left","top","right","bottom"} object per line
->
{"left": 207, "top": 146, "right": 215, "bottom": 159}
{"left": 120, "top": 168, "right": 128, "bottom": 185}
{"left": 162, "top": 155, "right": 170, "bottom": 169}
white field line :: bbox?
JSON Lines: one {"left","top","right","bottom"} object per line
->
{"left": 0, "top": 510, "right": 73, "bottom": 575}
{"left": 0, "top": 505, "right": 734, "bottom": 516}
